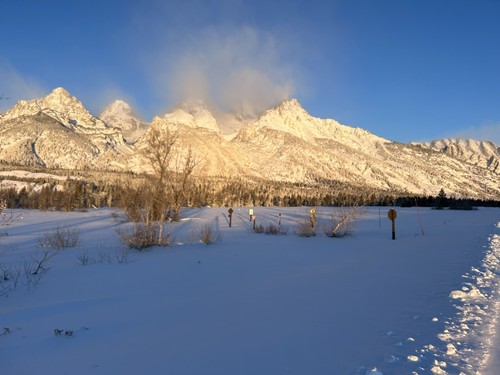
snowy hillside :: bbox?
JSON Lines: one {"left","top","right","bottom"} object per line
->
{"left": 1, "top": 207, "right": 499, "bottom": 374}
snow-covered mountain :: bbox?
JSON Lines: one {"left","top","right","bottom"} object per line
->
{"left": 0, "top": 88, "right": 130, "bottom": 170}
{"left": 156, "top": 100, "right": 253, "bottom": 140}
{"left": 415, "top": 139, "right": 500, "bottom": 174}
{"left": 131, "top": 114, "right": 259, "bottom": 178}
{"left": 100, "top": 100, "right": 149, "bottom": 144}
{"left": 237, "top": 98, "right": 387, "bottom": 150}
{"left": 1, "top": 88, "right": 500, "bottom": 199}
{"left": 231, "top": 100, "right": 500, "bottom": 198}
{"left": 159, "top": 100, "right": 220, "bottom": 134}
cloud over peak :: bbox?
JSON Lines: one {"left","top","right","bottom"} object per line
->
{"left": 153, "top": 25, "right": 298, "bottom": 116}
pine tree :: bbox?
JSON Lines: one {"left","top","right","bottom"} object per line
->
{"left": 437, "top": 188, "right": 448, "bottom": 209}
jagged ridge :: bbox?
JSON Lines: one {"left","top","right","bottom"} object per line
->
{"left": 1, "top": 88, "right": 499, "bottom": 199}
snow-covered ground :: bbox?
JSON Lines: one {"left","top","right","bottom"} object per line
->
{"left": 0, "top": 206, "right": 499, "bottom": 375}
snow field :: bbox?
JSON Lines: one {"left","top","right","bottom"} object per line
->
{"left": 0, "top": 207, "right": 499, "bottom": 375}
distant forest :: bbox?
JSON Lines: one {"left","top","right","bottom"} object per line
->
{"left": 0, "top": 169, "right": 498, "bottom": 212}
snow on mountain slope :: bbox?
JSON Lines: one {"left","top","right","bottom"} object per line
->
{"left": 416, "top": 138, "right": 500, "bottom": 174}
{"left": 1, "top": 89, "right": 500, "bottom": 199}
{"left": 1, "top": 87, "right": 106, "bottom": 130}
{"left": 232, "top": 101, "right": 500, "bottom": 198}
{"left": 159, "top": 100, "right": 220, "bottom": 133}
{"left": 0, "top": 113, "right": 102, "bottom": 169}
{"left": 0, "top": 87, "right": 126, "bottom": 148}
{"left": 238, "top": 99, "right": 389, "bottom": 151}
{"left": 373, "top": 142, "right": 500, "bottom": 197}
{"left": 100, "top": 100, "right": 149, "bottom": 144}
{"left": 130, "top": 116, "right": 260, "bottom": 178}
{"left": 0, "top": 89, "right": 130, "bottom": 170}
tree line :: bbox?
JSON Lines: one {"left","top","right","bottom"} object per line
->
{"left": 0, "top": 175, "right": 498, "bottom": 212}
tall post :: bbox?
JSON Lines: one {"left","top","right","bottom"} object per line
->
{"left": 228, "top": 208, "right": 233, "bottom": 228}
{"left": 388, "top": 209, "right": 397, "bottom": 240}
{"left": 310, "top": 208, "right": 316, "bottom": 229}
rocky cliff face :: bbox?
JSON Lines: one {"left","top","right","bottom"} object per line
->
{"left": 0, "top": 88, "right": 129, "bottom": 170}
{"left": 231, "top": 101, "right": 500, "bottom": 198}
{"left": 416, "top": 139, "right": 500, "bottom": 174}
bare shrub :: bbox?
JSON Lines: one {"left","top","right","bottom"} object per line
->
{"left": 28, "top": 249, "right": 56, "bottom": 275}
{"left": 141, "top": 126, "right": 200, "bottom": 222}
{"left": 23, "top": 249, "right": 57, "bottom": 290}
{"left": 120, "top": 181, "right": 165, "bottom": 223}
{"left": 77, "top": 249, "right": 130, "bottom": 266}
{"left": 197, "top": 223, "right": 222, "bottom": 245}
{"left": 97, "top": 251, "right": 113, "bottom": 264}
{"left": 118, "top": 222, "right": 171, "bottom": 250}
{"left": 77, "top": 252, "right": 92, "bottom": 266}
{"left": 1, "top": 250, "right": 56, "bottom": 294}
{"left": 324, "top": 206, "right": 365, "bottom": 238}
{"left": 254, "top": 224, "right": 265, "bottom": 233}
{"left": 115, "top": 248, "right": 131, "bottom": 264}
{"left": 39, "top": 226, "right": 79, "bottom": 250}
{"left": 0, "top": 199, "right": 22, "bottom": 227}
{"left": 0, "top": 263, "right": 21, "bottom": 296}
{"left": 295, "top": 217, "right": 317, "bottom": 237}
{"left": 111, "top": 211, "right": 127, "bottom": 223}
{"left": 265, "top": 223, "right": 288, "bottom": 235}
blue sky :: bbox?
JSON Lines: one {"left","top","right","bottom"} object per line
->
{"left": 1, "top": 0, "right": 500, "bottom": 144}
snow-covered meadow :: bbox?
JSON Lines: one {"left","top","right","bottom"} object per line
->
{"left": 1, "top": 206, "right": 499, "bottom": 375}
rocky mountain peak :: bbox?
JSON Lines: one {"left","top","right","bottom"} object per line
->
{"left": 0, "top": 87, "right": 110, "bottom": 131}
{"left": 41, "top": 87, "right": 89, "bottom": 119}
{"left": 107, "top": 99, "right": 132, "bottom": 113}
{"left": 276, "top": 98, "right": 305, "bottom": 110}
{"left": 1, "top": 89, "right": 500, "bottom": 199}
{"left": 45, "top": 87, "right": 72, "bottom": 100}
{"left": 100, "top": 100, "right": 137, "bottom": 121}
{"left": 100, "top": 100, "right": 148, "bottom": 144}
{"left": 417, "top": 138, "right": 500, "bottom": 174}
{"left": 159, "top": 100, "right": 220, "bottom": 133}
{"left": 266, "top": 98, "right": 309, "bottom": 119}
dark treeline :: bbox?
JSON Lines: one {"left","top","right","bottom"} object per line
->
{"left": 397, "top": 195, "right": 500, "bottom": 209}
{"left": 0, "top": 173, "right": 498, "bottom": 211}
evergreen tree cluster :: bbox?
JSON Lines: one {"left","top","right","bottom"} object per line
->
{"left": 0, "top": 179, "right": 120, "bottom": 211}
{"left": 397, "top": 189, "right": 500, "bottom": 209}
{"left": 0, "top": 172, "right": 498, "bottom": 212}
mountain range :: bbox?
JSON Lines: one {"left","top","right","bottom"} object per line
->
{"left": 0, "top": 87, "right": 499, "bottom": 199}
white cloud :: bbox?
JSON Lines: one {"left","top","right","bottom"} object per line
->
{"left": 0, "top": 59, "right": 46, "bottom": 112}
{"left": 150, "top": 25, "right": 299, "bottom": 116}
{"left": 90, "top": 84, "right": 141, "bottom": 117}
{"left": 451, "top": 123, "right": 500, "bottom": 145}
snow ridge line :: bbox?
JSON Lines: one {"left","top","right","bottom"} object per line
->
{"left": 426, "top": 229, "right": 500, "bottom": 374}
